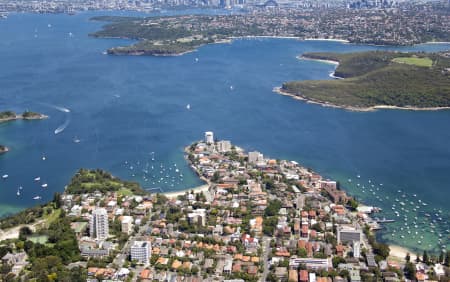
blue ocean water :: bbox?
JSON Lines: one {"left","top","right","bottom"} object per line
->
{"left": 0, "top": 11, "right": 449, "bottom": 253}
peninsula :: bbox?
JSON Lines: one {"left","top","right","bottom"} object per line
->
{"left": 90, "top": 2, "right": 449, "bottom": 56}
{"left": 279, "top": 51, "right": 450, "bottom": 111}
{"left": 0, "top": 133, "right": 448, "bottom": 281}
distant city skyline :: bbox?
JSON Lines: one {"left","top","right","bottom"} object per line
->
{"left": 0, "top": 0, "right": 445, "bottom": 14}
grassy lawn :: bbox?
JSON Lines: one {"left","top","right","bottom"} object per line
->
{"left": 28, "top": 235, "right": 49, "bottom": 244}
{"left": 43, "top": 208, "right": 61, "bottom": 226}
{"left": 117, "top": 187, "right": 133, "bottom": 196}
{"left": 392, "top": 57, "right": 433, "bottom": 67}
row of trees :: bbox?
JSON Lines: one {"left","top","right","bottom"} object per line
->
{"left": 406, "top": 250, "right": 450, "bottom": 266}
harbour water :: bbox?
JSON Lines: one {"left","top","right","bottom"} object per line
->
{"left": 0, "top": 11, "right": 449, "bottom": 253}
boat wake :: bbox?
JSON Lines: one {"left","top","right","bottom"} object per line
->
{"left": 39, "top": 103, "right": 71, "bottom": 113}
{"left": 51, "top": 105, "right": 70, "bottom": 113}
{"left": 38, "top": 103, "right": 72, "bottom": 134}
{"left": 54, "top": 117, "right": 70, "bottom": 135}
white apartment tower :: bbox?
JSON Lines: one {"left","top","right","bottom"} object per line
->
{"left": 217, "top": 140, "right": 232, "bottom": 153}
{"left": 90, "top": 208, "right": 109, "bottom": 240}
{"left": 205, "top": 131, "right": 214, "bottom": 144}
{"left": 248, "top": 151, "right": 264, "bottom": 164}
{"left": 121, "top": 216, "right": 133, "bottom": 235}
{"left": 130, "top": 241, "right": 152, "bottom": 264}
{"left": 353, "top": 241, "right": 361, "bottom": 258}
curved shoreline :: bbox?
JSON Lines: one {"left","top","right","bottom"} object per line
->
{"left": 303, "top": 37, "right": 350, "bottom": 43}
{"left": 100, "top": 36, "right": 354, "bottom": 57}
{"left": 424, "top": 41, "right": 450, "bottom": 44}
{"left": 389, "top": 244, "right": 417, "bottom": 261}
{"left": 162, "top": 184, "right": 209, "bottom": 199}
{"left": 273, "top": 87, "right": 450, "bottom": 112}
{"left": 296, "top": 55, "right": 340, "bottom": 66}
{"left": 103, "top": 36, "right": 342, "bottom": 56}
{"left": 108, "top": 48, "right": 197, "bottom": 57}
{"left": 297, "top": 55, "right": 345, "bottom": 80}
{"left": 98, "top": 33, "right": 449, "bottom": 57}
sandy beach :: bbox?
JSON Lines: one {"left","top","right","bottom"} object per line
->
{"left": 163, "top": 184, "right": 210, "bottom": 199}
{"left": 424, "top": 41, "right": 450, "bottom": 44}
{"left": 0, "top": 226, "right": 22, "bottom": 241}
{"left": 297, "top": 55, "right": 340, "bottom": 66}
{"left": 303, "top": 38, "right": 350, "bottom": 43}
{"left": 230, "top": 35, "right": 301, "bottom": 40}
{"left": 389, "top": 244, "right": 418, "bottom": 261}
{"left": 0, "top": 220, "right": 44, "bottom": 242}
{"left": 296, "top": 55, "right": 343, "bottom": 79}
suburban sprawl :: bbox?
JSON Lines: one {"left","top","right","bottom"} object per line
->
{"left": 87, "top": 1, "right": 450, "bottom": 56}
{"left": 0, "top": 132, "right": 449, "bottom": 281}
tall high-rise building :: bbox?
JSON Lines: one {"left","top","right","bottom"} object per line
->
{"left": 130, "top": 241, "right": 152, "bottom": 264}
{"left": 205, "top": 131, "right": 214, "bottom": 144}
{"left": 90, "top": 208, "right": 109, "bottom": 240}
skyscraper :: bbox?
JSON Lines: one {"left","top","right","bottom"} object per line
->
{"left": 90, "top": 208, "right": 109, "bottom": 240}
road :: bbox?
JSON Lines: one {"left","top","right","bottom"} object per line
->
{"left": 0, "top": 219, "right": 46, "bottom": 241}
{"left": 260, "top": 236, "right": 272, "bottom": 282}
{"left": 111, "top": 212, "right": 152, "bottom": 268}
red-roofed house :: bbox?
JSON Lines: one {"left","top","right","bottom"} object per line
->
{"left": 299, "top": 270, "right": 308, "bottom": 282}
